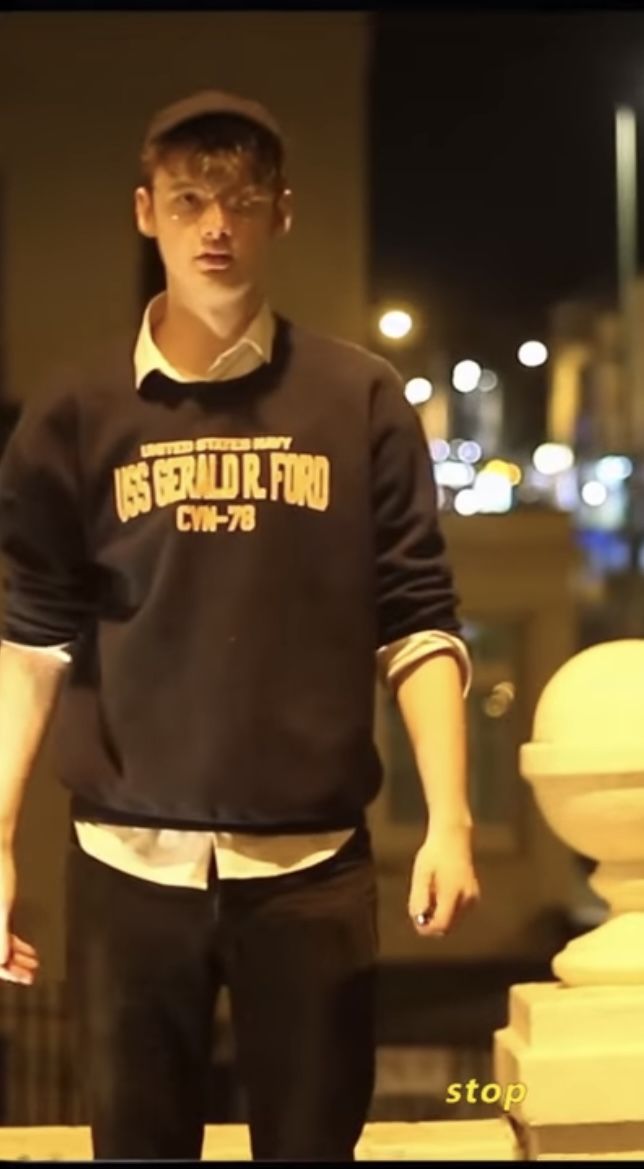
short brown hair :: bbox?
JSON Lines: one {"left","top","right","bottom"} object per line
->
{"left": 139, "top": 113, "right": 286, "bottom": 193}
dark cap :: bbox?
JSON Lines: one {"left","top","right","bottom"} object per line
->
{"left": 142, "top": 89, "right": 284, "bottom": 153}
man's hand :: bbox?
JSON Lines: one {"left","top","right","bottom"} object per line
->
{"left": 0, "top": 845, "right": 38, "bottom": 986}
{"left": 408, "top": 825, "right": 480, "bottom": 938}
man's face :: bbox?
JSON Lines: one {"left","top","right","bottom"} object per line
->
{"left": 134, "top": 148, "right": 291, "bottom": 303}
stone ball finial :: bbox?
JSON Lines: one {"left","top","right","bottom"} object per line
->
{"left": 520, "top": 639, "right": 644, "bottom": 985}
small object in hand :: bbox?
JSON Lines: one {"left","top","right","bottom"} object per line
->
{"left": 415, "top": 911, "right": 432, "bottom": 925}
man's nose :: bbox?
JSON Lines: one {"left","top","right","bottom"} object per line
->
{"left": 201, "top": 196, "right": 230, "bottom": 236}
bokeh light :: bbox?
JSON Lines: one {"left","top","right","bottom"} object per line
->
{"left": 532, "top": 443, "right": 575, "bottom": 475}
{"left": 452, "top": 360, "right": 482, "bottom": 393}
{"left": 478, "top": 369, "right": 499, "bottom": 392}
{"left": 581, "top": 481, "right": 609, "bottom": 508}
{"left": 485, "top": 459, "right": 523, "bottom": 486}
{"left": 456, "top": 440, "right": 483, "bottom": 464}
{"left": 595, "top": 456, "right": 633, "bottom": 485}
{"left": 434, "top": 462, "right": 476, "bottom": 489}
{"left": 379, "top": 310, "right": 413, "bottom": 340}
{"left": 475, "top": 470, "right": 513, "bottom": 513}
{"left": 404, "top": 377, "right": 433, "bottom": 405}
{"left": 454, "top": 490, "right": 479, "bottom": 516}
{"left": 429, "top": 438, "right": 451, "bottom": 462}
{"left": 518, "top": 340, "right": 548, "bottom": 368}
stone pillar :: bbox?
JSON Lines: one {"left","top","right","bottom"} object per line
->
{"left": 494, "top": 640, "right": 644, "bottom": 1160}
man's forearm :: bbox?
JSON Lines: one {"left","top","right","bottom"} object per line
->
{"left": 0, "top": 643, "right": 69, "bottom": 845}
{"left": 394, "top": 649, "right": 472, "bottom": 834}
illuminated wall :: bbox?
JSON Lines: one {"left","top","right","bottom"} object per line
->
{"left": 1, "top": 12, "right": 369, "bottom": 404}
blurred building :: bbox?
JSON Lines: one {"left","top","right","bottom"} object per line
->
{"left": 544, "top": 281, "right": 644, "bottom": 643}
{"left": 547, "top": 277, "right": 644, "bottom": 459}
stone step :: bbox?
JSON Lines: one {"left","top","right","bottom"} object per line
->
{"left": 0, "top": 1119, "right": 520, "bottom": 1161}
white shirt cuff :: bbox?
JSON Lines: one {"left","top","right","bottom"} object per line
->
{"left": 376, "top": 630, "right": 472, "bottom": 697}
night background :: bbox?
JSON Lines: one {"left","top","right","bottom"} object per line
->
{"left": 370, "top": 9, "right": 644, "bottom": 445}
{"left": 1, "top": 9, "right": 644, "bottom": 1150}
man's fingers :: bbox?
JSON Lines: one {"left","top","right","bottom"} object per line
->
{"left": 408, "top": 865, "right": 437, "bottom": 915}
{"left": 0, "top": 947, "right": 38, "bottom": 980}
{"left": 411, "top": 883, "right": 478, "bottom": 937}
{"left": 408, "top": 845, "right": 481, "bottom": 939}
{"left": 464, "top": 885, "right": 481, "bottom": 909}
{"left": 0, "top": 966, "right": 34, "bottom": 986}
{"left": 9, "top": 935, "right": 38, "bottom": 959}
{"left": 9, "top": 954, "right": 38, "bottom": 972}
{"left": 428, "top": 886, "right": 461, "bottom": 933}
{"left": 0, "top": 935, "right": 40, "bottom": 982}
{"left": 411, "top": 886, "right": 459, "bottom": 936}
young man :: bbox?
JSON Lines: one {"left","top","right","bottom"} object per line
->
{"left": 0, "top": 90, "right": 479, "bottom": 1160}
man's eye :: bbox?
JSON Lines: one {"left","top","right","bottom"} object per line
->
{"left": 221, "top": 195, "right": 246, "bottom": 212}
{"left": 170, "top": 192, "right": 201, "bottom": 213}
{"left": 226, "top": 192, "right": 264, "bottom": 213}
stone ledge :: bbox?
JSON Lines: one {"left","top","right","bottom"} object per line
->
{"left": 524, "top": 1121, "right": 644, "bottom": 1161}
{"left": 0, "top": 1119, "right": 520, "bottom": 1161}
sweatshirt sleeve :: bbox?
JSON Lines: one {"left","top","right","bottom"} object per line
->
{"left": 370, "top": 363, "right": 463, "bottom": 646}
{"left": 0, "top": 381, "right": 96, "bottom": 646}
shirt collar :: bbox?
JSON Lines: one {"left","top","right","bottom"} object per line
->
{"left": 133, "top": 291, "right": 275, "bottom": 389}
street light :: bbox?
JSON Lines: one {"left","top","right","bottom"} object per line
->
{"left": 533, "top": 443, "right": 575, "bottom": 475}
{"left": 378, "top": 309, "right": 414, "bottom": 340}
{"left": 404, "top": 377, "right": 433, "bottom": 405}
{"left": 596, "top": 456, "right": 633, "bottom": 485}
{"left": 452, "top": 359, "right": 482, "bottom": 393}
{"left": 614, "top": 105, "right": 641, "bottom": 583}
{"left": 518, "top": 340, "right": 548, "bottom": 368}
{"left": 456, "top": 440, "right": 483, "bottom": 463}
{"left": 615, "top": 104, "right": 639, "bottom": 444}
{"left": 581, "top": 481, "right": 609, "bottom": 508}
{"left": 430, "top": 438, "right": 451, "bottom": 462}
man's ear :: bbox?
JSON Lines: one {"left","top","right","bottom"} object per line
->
{"left": 134, "top": 186, "right": 157, "bottom": 239}
{"left": 275, "top": 188, "right": 293, "bottom": 237}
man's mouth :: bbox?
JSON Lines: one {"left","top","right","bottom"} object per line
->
{"left": 195, "top": 251, "right": 234, "bottom": 268}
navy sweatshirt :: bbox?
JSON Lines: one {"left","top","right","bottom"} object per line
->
{"left": 0, "top": 315, "right": 462, "bottom": 833}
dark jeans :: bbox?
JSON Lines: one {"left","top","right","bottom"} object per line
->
{"left": 64, "top": 822, "right": 379, "bottom": 1161}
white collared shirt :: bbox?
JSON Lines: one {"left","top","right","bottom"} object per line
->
{"left": 133, "top": 291, "right": 276, "bottom": 387}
